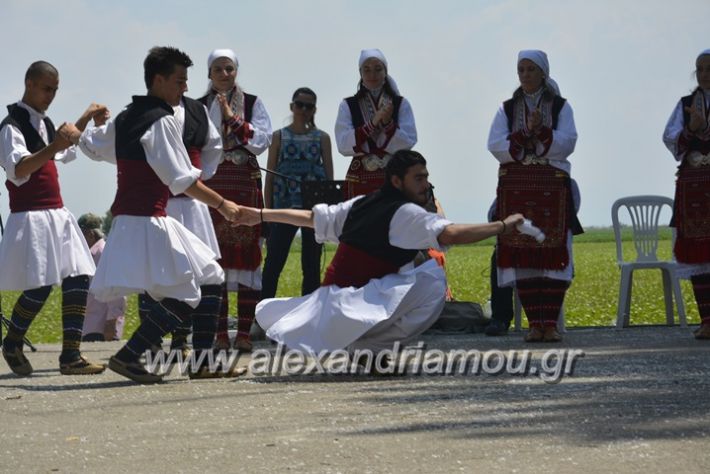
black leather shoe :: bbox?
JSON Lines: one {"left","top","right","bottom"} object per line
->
{"left": 484, "top": 320, "right": 509, "bottom": 337}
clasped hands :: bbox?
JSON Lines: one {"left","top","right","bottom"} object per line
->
{"left": 522, "top": 108, "right": 544, "bottom": 148}
{"left": 216, "top": 93, "right": 240, "bottom": 122}
{"left": 82, "top": 103, "right": 111, "bottom": 127}
{"left": 217, "top": 204, "right": 265, "bottom": 227}
{"left": 55, "top": 103, "right": 110, "bottom": 147}
{"left": 372, "top": 101, "right": 394, "bottom": 127}
{"left": 526, "top": 108, "right": 543, "bottom": 134}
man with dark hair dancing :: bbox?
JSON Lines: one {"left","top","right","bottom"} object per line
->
{"left": 0, "top": 60, "right": 107, "bottom": 376}
{"left": 236, "top": 149, "right": 524, "bottom": 354}
{"left": 61, "top": 46, "right": 243, "bottom": 383}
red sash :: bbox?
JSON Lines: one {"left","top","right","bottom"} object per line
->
{"left": 6, "top": 160, "right": 63, "bottom": 212}
{"left": 496, "top": 163, "right": 570, "bottom": 270}
{"left": 673, "top": 166, "right": 710, "bottom": 264}
{"left": 322, "top": 242, "right": 399, "bottom": 288}
{"left": 205, "top": 159, "right": 263, "bottom": 270}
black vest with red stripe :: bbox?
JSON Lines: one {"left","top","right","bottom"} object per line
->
{"left": 112, "top": 95, "right": 173, "bottom": 217}
{"left": 1, "top": 104, "right": 64, "bottom": 212}
{"left": 681, "top": 91, "right": 710, "bottom": 155}
{"left": 182, "top": 96, "right": 208, "bottom": 156}
{"left": 172, "top": 96, "right": 209, "bottom": 198}
{"left": 322, "top": 185, "right": 419, "bottom": 288}
{"left": 345, "top": 93, "right": 403, "bottom": 153}
{"left": 502, "top": 93, "right": 566, "bottom": 132}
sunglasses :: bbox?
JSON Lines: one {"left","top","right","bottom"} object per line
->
{"left": 293, "top": 100, "right": 315, "bottom": 111}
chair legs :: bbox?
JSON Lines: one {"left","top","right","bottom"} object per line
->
{"left": 661, "top": 269, "right": 674, "bottom": 325}
{"left": 617, "top": 266, "right": 687, "bottom": 328}
{"left": 669, "top": 270, "right": 687, "bottom": 327}
{"left": 616, "top": 267, "right": 633, "bottom": 328}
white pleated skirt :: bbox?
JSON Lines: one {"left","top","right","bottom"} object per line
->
{"left": 256, "top": 259, "right": 447, "bottom": 353}
{"left": 167, "top": 197, "right": 262, "bottom": 291}
{"left": 166, "top": 197, "right": 221, "bottom": 257}
{"left": 90, "top": 215, "right": 224, "bottom": 308}
{"left": 0, "top": 207, "right": 95, "bottom": 290}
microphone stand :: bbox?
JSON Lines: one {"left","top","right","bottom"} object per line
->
{"left": 259, "top": 167, "right": 301, "bottom": 183}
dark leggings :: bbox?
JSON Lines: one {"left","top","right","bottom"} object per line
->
{"left": 261, "top": 223, "right": 322, "bottom": 299}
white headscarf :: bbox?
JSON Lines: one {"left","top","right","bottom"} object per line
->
{"left": 359, "top": 48, "right": 387, "bottom": 69}
{"left": 207, "top": 48, "right": 239, "bottom": 71}
{"left": 517, "top": 49, "right": 560, "bottom": 96}
{"left": 206, "top": 48, "right": 240, "bottom": 95}
{"left": 358, "top": 48, "right": 400, "bottom": 95}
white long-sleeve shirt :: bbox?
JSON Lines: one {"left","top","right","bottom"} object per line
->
{"left": 173, "top": 99, "right": 223, "bottom": 180}
{"left": 77, "top": 104, "right": 224, "bottom": 306}
{"left": 0, "top": 101, "right": 76, "bottom": 187}
{"left": 312, "top": 196, "right": 450, "bottom": 253}
{"left": 0, "top": 101, "right": 95, "bottom": 291}
{"left": 79, "top": 114, "right": 200, "bottom": 196}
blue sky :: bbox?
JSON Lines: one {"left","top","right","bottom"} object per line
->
{"left": 1, "top": 0, "right": 708, "bottom": 226}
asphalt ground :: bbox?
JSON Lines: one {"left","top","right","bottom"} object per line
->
{"left": 0, "top": 326, "right": 708, "bottom": 473}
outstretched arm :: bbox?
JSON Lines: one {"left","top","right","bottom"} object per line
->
{"left": 184, "top": 180, "right": 240, "bottom": 223}
{"left": 437, "top": 213, "right": 524, "bottom": 246}
{"left": 237, "top": 206, "right": 314, "bottom": 228}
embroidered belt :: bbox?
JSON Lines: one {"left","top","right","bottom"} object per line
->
{"left": 353, "top": 154, "right": 393, "bottom": 172}
{"left": 687, "top": 151, "right": 710, "bottom": 168}
{"left": 223, "top": 148, "right": 255, "bottom": 166}
{"left": 521, "top": 154, "right": 549, "bottom": 166}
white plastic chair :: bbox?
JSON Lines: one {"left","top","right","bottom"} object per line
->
{"left": 513, "top": 290, "right": 565, "bottom": 332}
{"left": 611, "top": 195, "right": 687, "bottom": 328}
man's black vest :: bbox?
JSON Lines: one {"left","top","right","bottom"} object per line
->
{"left": 182, "top": 96, "right": 208, "bottom": 149}
{"left": 0, "top": 104, "right": 63, "bottom": 212}
{"left": 339, "top": 184, "right": 419, "bottom": 267}
{"left": 1, "top": 103, "right": 55, "bottom": 153}
{"left": 115, "top": 96, "right": 173, "bottom": 161}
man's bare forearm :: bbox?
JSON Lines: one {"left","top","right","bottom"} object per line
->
{"left": 262, "top": 208, "right": 314, "bottom": 228}
{"left": 437, "top": 214, "right": 525, "bottom": 246}
{"left": 14, "top": 140, "right": 67, "bottom": 178}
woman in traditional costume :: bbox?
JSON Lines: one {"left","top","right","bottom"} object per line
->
{"left": 663, "top": 49, "right": 710, "bottom": 340}
{"left": 200, "top": 49, "right": 272, "bottom": 352}
{"left": 487, "top": 50, "right": 581, "bottom": 343}
{"left": 335, "top": 48, "right": 417, "bottom": 198}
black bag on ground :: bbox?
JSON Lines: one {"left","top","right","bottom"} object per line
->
{"left": 424, "top": 301, "right": 488, "bottom": 334}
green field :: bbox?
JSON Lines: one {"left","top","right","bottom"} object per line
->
{"left": 1, "top": 227, "right": 698, "bottom": 343}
